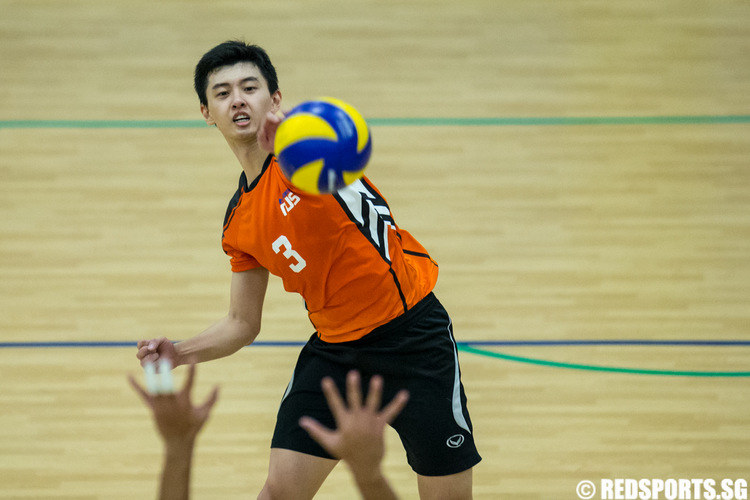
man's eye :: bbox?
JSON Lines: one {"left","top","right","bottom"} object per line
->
{"left": 245, "top": 87, "right": 257, "bottom": 92}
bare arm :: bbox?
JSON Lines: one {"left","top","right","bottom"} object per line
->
{"left": 129, "top": 364, "right": 219, "bottom": 500}
{"left": 137, "top": 267, "right": 269, "bottom": 367}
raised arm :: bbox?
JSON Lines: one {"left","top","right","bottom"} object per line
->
{"left": 137, "top": 267, "right": 269, "bottom": 367}
{"left": 299, "top": 371, "right": 409, "bottom": 500}
{"left": 129, "top": 363, "right": 219, "bottom": 500}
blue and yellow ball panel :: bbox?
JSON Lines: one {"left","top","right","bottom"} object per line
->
{"left": 275, "top": 98, "right": 372, "bottom": 194}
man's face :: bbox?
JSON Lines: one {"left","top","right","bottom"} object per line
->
{"left": 200, "top": 62, "right": 280, "bottom": 141}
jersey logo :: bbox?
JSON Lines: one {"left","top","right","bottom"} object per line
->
{"left": 279, "top": 189, "right": 301, "bottom": 216}
{"left": 334, "top": 179, "right": 396, "bottom": 263}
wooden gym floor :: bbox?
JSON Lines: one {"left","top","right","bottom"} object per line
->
{"left": 1, "top": 1, "right": 749, "bottom": 498}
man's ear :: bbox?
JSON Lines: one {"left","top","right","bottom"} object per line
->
{"left": 271, "top": 90, "right": 282, "bottom": 114}
{"left": 200, "top": 103, "right": 215, "bottom": 126}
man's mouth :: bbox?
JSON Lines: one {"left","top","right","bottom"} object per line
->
{"left": 233, "top": 113, "right": 250, "bottom": 124}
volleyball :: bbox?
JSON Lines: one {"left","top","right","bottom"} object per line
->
{"left": 274, "top": 97, "right": 372, "bottom": 194}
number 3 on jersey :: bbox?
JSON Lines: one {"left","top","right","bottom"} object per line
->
{"left": 272, "top": 235, "right": 307, "bottom": 273}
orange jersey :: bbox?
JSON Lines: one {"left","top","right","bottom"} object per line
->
{"left": 221, "top": 155, "right": 439, "bottom": 343}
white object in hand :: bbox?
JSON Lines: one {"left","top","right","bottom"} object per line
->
{"left": 143, "top": 359, "right": 175, "bottom": 395}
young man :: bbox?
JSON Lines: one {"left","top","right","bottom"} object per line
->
{"left": 137, "top": 41, "right": 481, "bottom": 499}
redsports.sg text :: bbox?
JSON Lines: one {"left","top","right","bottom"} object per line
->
{"left": 600, "top": 478, "right": 748, "bottom": 500}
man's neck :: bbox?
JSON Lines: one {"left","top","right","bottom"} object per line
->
{"left": 227, "top": 137, "right": 270, "bottom": 184}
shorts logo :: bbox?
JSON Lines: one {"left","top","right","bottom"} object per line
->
{"left": 446, "top": 434, "right": 465, "bottom": 449}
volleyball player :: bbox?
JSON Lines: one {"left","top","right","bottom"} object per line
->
{"left": 137, "top": 40, "right": 480, "bottom": 499}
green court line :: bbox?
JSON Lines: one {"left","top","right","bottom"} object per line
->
{"left": 458, "top": 344, "right": 750, "bottom": 378}
{"left": 372, "top": 115, "right": 750, "bottom": 126}
{"left": 0, "top": 120, "right": 207, "bottom": 129}
{"left": 1, "top": 115, "right": 749, "bottom": 129}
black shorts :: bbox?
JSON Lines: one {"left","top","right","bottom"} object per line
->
{"left": 270, "top": 293, "right": 482, "bottom": 477}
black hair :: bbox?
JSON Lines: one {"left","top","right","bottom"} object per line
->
{"left": 193, "top": 41, "right": 279, "bottom": 107}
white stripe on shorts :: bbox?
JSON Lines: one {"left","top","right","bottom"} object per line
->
{"left": 447, "top": 317, "right": 472, "bottom": 434}
{"left": 280, "top": 369, "right": 295, "bottom": 407}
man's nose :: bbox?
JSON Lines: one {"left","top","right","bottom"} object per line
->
{"left": 231, "top": 93, "right": 247, "bottom": 108}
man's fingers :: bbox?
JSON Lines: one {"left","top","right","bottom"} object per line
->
{"left": 136, "top": 345, "right": 152, "bottom": 361}
{"left": 381, "top": 389, "right": 410, "bottom": 424}
{"left": 364, "top": 375, "right": 384, "bottom": 412}
{"left": 136, "top": 337, "right": 166, "bottom": 363}
{"left": 299, "top": 416, "right": 337, "bottom": 456}
{"left": 182, "top": 363, "right": 196, "bottom": 395}
{"left": 127, "top": 374, "right": 153, "bottom": 407}
{"left": 149, "top": 337, "right": 168, "bottom": 352}
{"left": 320, "top": 377, "right": 347, "bottom": 422}
{"left": 267, "top": 111, "right": 282, "bottom": 123}
{"left": 199, "top": 386, "right": 220, "bottom": 414}
{"left": 139, "top": 351, "right": 160, "bottom": 367}
{"left": 345, "top": 370, "right": 362, "bottom": 410}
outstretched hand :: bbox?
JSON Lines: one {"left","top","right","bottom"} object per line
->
{"left": 299, "top": 371, "right": 409, "bottom": 477}
{"left": 129, "top": 363, "right": 219, "bottom": 445}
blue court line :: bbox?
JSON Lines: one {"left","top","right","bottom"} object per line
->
{"left": 1, "top": 339, "right": 749, "bottom": 348}
{"left": 3, "top": 340, "right": 748, "bottom": 377}
{"left": 1, "top": 115, "right": 750, "bottom": 129}
{"left": 463, "top": 340, "right": 750, "bottom": 378}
